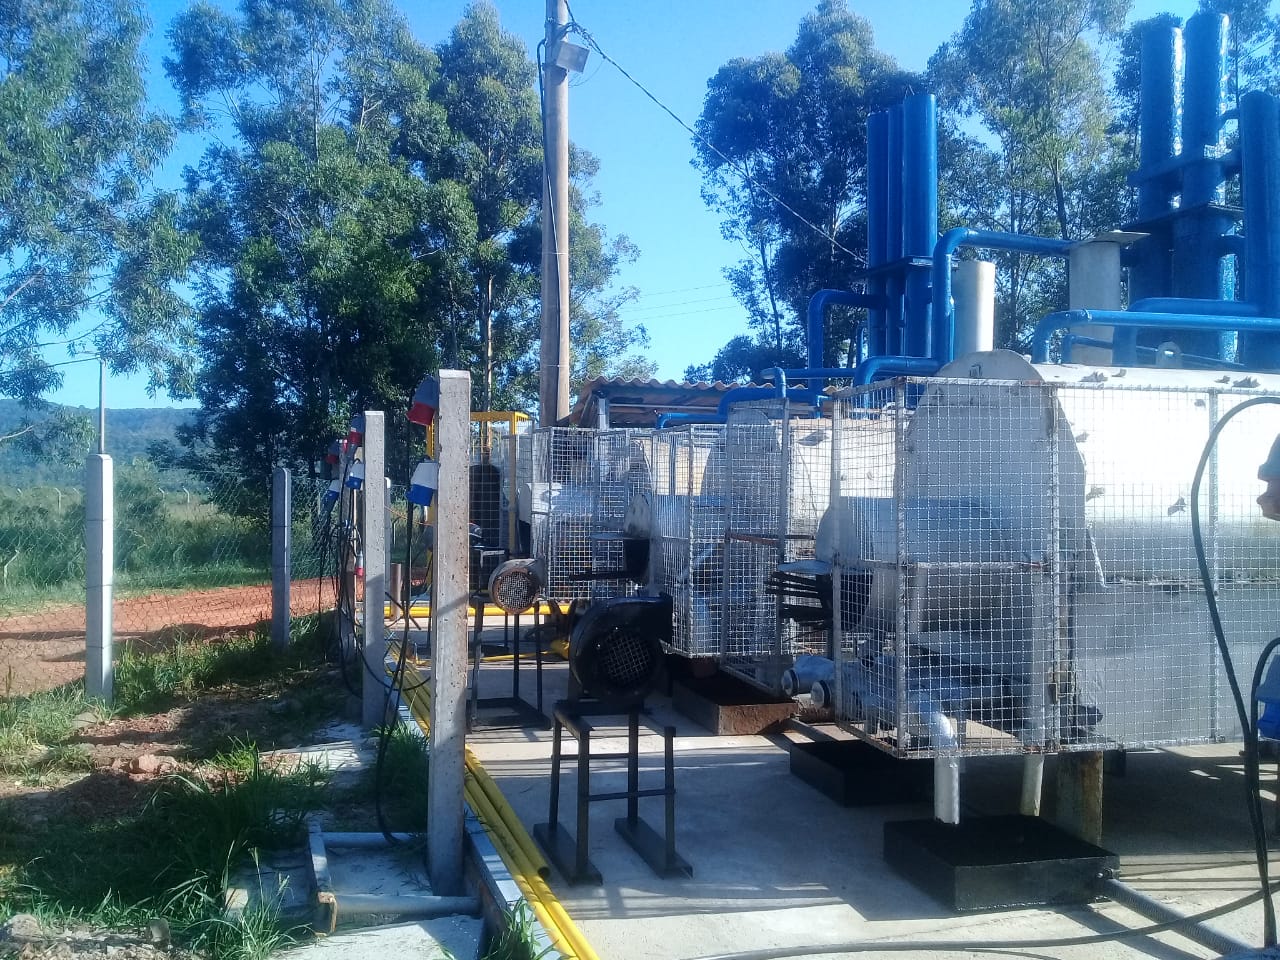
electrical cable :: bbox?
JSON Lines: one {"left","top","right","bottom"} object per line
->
{"left": 561, "top": 1, "right": 862, "bottom": 264}
{"left": 1190, "top": 393, "right": 1280, "bottom": 947}
{"left": 372, "top": 425, "right": 434, "bottom": 845}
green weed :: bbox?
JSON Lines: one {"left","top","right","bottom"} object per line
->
{"left": 0, "top": 684, "right": 92, "bottom": 776}
{"left": 482, "top": 900, "right": 555, "bottom": 960}
{"left": 0, "top": 745, "right": 327, "bottom": 957}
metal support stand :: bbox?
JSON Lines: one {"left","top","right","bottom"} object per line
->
{"left": 468, "top": 592, "right": 547, "bottom": 729}
{"left": 534, "top": 700, "right": 690, "bottom": 885}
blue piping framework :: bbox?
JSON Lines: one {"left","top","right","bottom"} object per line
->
{"left": 662, "top": 12, "right": 1280, "bottom": 430}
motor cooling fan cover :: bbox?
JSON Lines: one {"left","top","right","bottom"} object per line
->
{"left": 569, "top": 594, "right": 673, "bottom": 705}
{"left": 487, "top": 558, "right": 544, "bottom": 614}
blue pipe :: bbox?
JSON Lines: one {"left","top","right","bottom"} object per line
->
{"left": 886, "top": 105, "right": 904, "bottom": 356}
{"left": 715, "top": 386, "right": 817, "bottom": 417}
{"left": 778, "top": 368, "right": 860, "bottom": 379}
{"left": 1031, "top": 309, "right": 1280, "bottom": 364}
{"left": 1181, "top": 13, "right": 1229, "bottom": 208}
{"left": 806, "top": 290, "right": 882, "bottom": 375}
{"left": 867, "top": 111, "right": 889, "bottom": 357}
{"left": 1060, "top": 334, "right": 1247, "bottom": 370}
{"left": 1137, "top": 23, "right": 1182, "bottom": 221}
{"left": 853, "top": 356, "right": 940, "bottom": 386}
{"left": 657, "top": 412, "right": 724, "bottom": 428}
{"left": 902, "top": 94, "right": 938, "bottom": 359}
{"left": 931, "top": 228, "right": 1073, "bottom": 365}
{"left": 1240, "top": 91, "right": 1280, "bottom": 368}
{"left": 1129, "top": 297, "right": 1258, "bottom": 317}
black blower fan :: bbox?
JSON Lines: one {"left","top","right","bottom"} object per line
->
{"left": 568, "top": 594, "right": 672, "bottom": 706}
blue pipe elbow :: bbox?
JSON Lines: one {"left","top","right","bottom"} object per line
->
{"left": 932, "top": 228, "right": 1073, "bottom": 365}
{"left": 806, "top": 290, "right": 883, "bottom": 374}
{"left": 853, "top": 356, "right": 940, "bottom": 386}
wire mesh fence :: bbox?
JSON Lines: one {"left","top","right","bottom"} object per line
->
{"left": 1, "top": 468, "right": 334, "bottom": 696}
{"left": 651, "top": 424, "right": 727, "bottom": 658}
{"left": 829, "top": 377, "right": 1280, "bottom": 759}
{"left": 529, "top": 427, "right": 656, "bottom": 602}
{"left": 721, "top": 400, "right": 833, "bottom": 693}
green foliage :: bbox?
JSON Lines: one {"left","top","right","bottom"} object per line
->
{"left": 0, "top": 683, "right": 93, "bottom": 777}
{"left": 689, "top": 0, "right": 916, "bottom": 381}
{"left": 165, "top": 0, "right": 648, "bottom": 493}
{"left": 0, "top": 747, "right": 326, "bottom": 958}
{"left": 482, "top": 900, "right": 554, "bottom": 960}
{"left": 0, "top": 398, "right": 194, "bottom": 487}
{"left": 0, "top": 0, "right": 191, "bottom": 407}
{"left": 928, "top": 0, "right": 1132, "bottom": 347}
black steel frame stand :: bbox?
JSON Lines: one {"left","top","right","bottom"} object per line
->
{"left": 534, "top": 699, "right": 691, "bottom": 885}
{"left": 467, "top": 591, "right": 547, "bottom": 729}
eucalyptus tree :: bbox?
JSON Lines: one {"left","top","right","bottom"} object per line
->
{"left": 689, "top": 0, "right": 914, "bottom": 381}
{"left": 929, "top": 0, "right": 1132, "bottom": 348}
{"left": 0, "top": 0, "right": 185, "bottom": 451}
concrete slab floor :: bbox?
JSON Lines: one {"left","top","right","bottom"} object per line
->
{"left": 285, "top": 916, "right": 482, "bottom": 960}
{"left": 454, "top": 647, "right": 1280, "bottom": 960}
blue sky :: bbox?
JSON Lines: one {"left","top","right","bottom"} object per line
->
{"left": 51, "top": 0, "right": 1199, "bottom": 409}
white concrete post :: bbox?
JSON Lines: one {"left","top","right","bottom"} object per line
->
{"left": 271, "top": 467, "right": 291, "bottom": 653}
{"left": 428, "top": 371, "right": 470, "bottom": 894}
{"left": 85, "top": 454, "right": 114, "bottom": 703}
{"left": 339, "top": 445, "right": 356, "bottom": 659}
{"left": 361, "top": 412, "right": 387, "bottom": 728}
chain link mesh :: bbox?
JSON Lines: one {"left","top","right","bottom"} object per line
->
{"left": 831, "top": 376, "right": 1280, "bottom": 759}
{"left": 0, "top": 470, "right": 334, "bottom": 696}
{"left": 529, "top": 427, "right": 656, "bottom": 602}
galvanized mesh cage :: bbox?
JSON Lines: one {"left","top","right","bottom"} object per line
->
{"left": 651, "top": 424, "right": 727, "bottom": 657}
{"left": 470, "top": 414, "right": 532, "bottom": 591}
{"left": 721, "top": 400, "right": 834, "bottom": 693}
{"left": 830, "top": 375, "right": 1280, "bottom": 758}
{"left": 528, "top": 427, "right": 656, "bottom": 601}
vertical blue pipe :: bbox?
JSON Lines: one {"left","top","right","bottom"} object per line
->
{"left": 1138, "top": 24, "right": 1182, "bottom": 221}
{"left": 885, "top": 105, "right": 904, "bottom": 357}
{"left": 1122, "top": 23, "right": 1183, "bottom": 364}
{"left": 902, "top": 94, "right": 937, "bottom": 359}
{"left": 1239, "top": 91, "right": 1280, "bottom": 369}
{"left": 1181, "top": 13, "right": 1227, "bottom": 207}
{"left": 866, "top": 111, "right": 889, "bottom": 357}
{"left": 1169, "top": 12, "right": 1230, "bottom": 359}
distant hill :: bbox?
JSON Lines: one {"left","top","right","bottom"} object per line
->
{"left": 0, "top": 399, "right": 195, "bottom": 488}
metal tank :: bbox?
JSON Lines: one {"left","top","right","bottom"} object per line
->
{"left": 825, "top": 350, "right": 1280, "bottom": 757}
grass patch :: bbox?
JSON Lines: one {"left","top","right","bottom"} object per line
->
{"left": 115, "top": 613, "right": 330, "bottom": 715}
{"left": 369, "top": 724, "right": 430, "bottom": 833}
{"left": 0, "top": 745, "right": 328, "bottom": 958}
{"left": 482, "top": 900, "right": 554, "bottom": 960}
{"left": 0, "top": 684, "right": 94, "bottom": 778}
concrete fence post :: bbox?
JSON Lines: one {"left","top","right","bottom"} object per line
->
{"left": 361, "top": 412, "right": 387, "bottom": 728}
{"left": 428, "top": 371, "right": 470, "bottom": 895}
{"left": 85, "top": 454, "right": 114, "bottom": 704}
{"left": 271, "top": 467, "right": 291, "bottom": 652}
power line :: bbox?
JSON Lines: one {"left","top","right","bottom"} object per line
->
{"left": 623, "top": 294, "right": 739, "bottom": 315}
{"left": 629, "top": 281, "right": 732, "bottom": 300}
{"left": 562, "top": 1, "right": 862, "bottom": 263}
{"left": 618, "top": 302, "right": 746, "bottom": 325}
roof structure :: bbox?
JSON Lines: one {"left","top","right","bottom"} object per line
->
{"left": 563, "top": 375, "right": 757, "bottom": 427}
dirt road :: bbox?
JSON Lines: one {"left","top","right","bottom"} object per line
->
{"left": 0, "top": 579, "right": 336, "bottom": 695}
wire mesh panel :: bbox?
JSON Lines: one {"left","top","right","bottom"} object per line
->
{"left": 721, "top": 400, "right": 834, "bottom": 693}
{"left": 470, "top": 414, "right": 532, "bottom": 591}
{"left": 527, "top": 427, "right": 656, "bottom": 601}
{"left": 651, "top": 424, "right": 727, "bottom": 657}
{"left": 830, "top": 374, "right": 1280, "bottom": 758}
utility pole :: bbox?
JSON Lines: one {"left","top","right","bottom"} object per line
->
{"left": 539, "top": 0, "right": 572, "bottom": 426}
